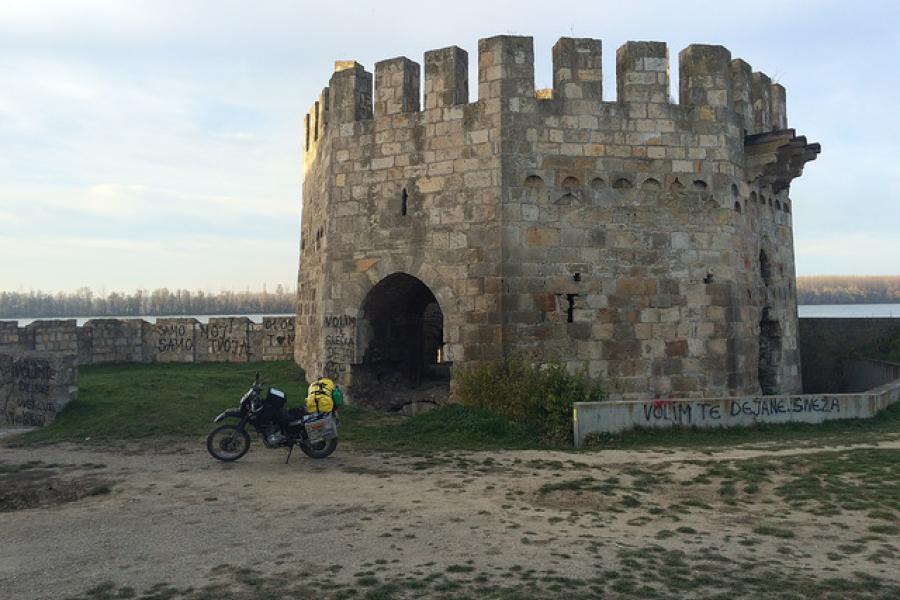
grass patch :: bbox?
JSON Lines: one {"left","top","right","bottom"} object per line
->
{"left": 16, "top": 361, "right": 900, "bottom": 456}
{"left": 339, "top": 403, "right": 544, "bottom": 452}
{"left": 752, "top": 525, "right": 796, "bottom": 539}
{"left": 773, "top": 449, "right": 900, "bottom": 515}
{"left": 15, "top": 362, "right": 546, "bottom": 452}
{"left": 20, "top": 361, "right": 307, "bottom": 443}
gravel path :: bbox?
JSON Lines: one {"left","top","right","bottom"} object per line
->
{"left": 2, "top": 437, "right": 899, "bottom": 599}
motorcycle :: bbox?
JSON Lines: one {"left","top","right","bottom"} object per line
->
{"left": 206, "top": 372, "right": 339, "bottom": 463}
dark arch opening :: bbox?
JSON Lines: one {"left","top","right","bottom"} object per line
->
{"left": 351, "top": 273, "right": 449, "bottom": 410}
{"left": 758, "top": 307, "right": 782, "bottom": 395}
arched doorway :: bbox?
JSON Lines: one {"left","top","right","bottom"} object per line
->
{"left": 351, "top": 273, "right": 449, "bottom": 410}
{"left": 758, "top": 306, "right": 782, "bottom": 395}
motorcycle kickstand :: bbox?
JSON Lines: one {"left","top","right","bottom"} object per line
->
{"left": 285, "top": 442, "right": 294, "bottom": 464}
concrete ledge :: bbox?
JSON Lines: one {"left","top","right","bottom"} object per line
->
{"left": 573, "top": 379, "right": 900, "bottom": 447}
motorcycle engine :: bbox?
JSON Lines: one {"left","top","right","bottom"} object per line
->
{"left": 265, "top": 424, "right": 285, "bottom": 447}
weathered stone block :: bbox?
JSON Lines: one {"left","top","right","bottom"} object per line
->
{"left": 153, "top": 318, "right": 198, "bottom": 363}
{"left": 0, "top": 351, "right": 78, "bottom": 428}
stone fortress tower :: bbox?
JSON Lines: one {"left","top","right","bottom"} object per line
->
{"left": 295, "top": 34, "right": 820, "bottom": 407}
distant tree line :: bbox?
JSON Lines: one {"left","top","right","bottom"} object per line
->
{"left": 0, "top": 286, "right": 296, "bottom": 318}
{"left": 797, "top": 276, "right": 900, "bottom": 305}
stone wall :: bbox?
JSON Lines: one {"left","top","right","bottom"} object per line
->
{"left": 0, "top": 351, "right": 78, "bottom": 427}
{"left": 0, "top": 316, "right": 296, "bottom": 366}
{"left": 799, "top": 318, "right": 900, "bottom": 393}
{"left": 296, "top": 34, "right": 820, "bottom": 402}
{"left": 842, "top": 358, "right": 900, "bottom": 393}
{"left": 573, "top": 377, "right": 900, "bottom": 446}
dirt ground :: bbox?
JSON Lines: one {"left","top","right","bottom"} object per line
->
{"left": 1, "top": 436, "right": 899, "bottom": 600}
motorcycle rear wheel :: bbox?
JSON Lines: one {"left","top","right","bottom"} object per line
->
{"left": 207, "top": 425, "right": 251, "bottom": 462}
{"left": 300, "top": 438, "right": 338, "bottom": 459}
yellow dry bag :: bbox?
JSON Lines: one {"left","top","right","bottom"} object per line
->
{"left": 306, "top": 377, "right": 336, "bottom": 414}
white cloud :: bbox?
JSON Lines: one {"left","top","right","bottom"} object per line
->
{"left": 795, "top": 233, "right": 900, "bottom": 276}
{"left": 0, "top": 0, "right": 898, "bottom": 293}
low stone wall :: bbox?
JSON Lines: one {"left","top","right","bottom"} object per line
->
{"left": 573, "top": 378, "right": 900, "bottom": 447}
{"left": 0, "top": 316, "right": 296, "bottom": 365}
{"left": 842, "top": 358, "right": 900, "bottom": 393}
{"left": 799, "top": 317, "right": 900, "bottom": 393}
{"left": 0, "top": 351, "right": 78, "bottom": 427}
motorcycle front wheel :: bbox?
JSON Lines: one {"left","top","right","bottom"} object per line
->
{"left": 300, "top": 438, "right": 338, "bottom": 459}
{"left": 207, "top": 425, "right": 251, "bottom": 462}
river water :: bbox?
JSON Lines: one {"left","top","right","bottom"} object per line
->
{"left": 797, "top": 304, "right": 900, "bottom": 318}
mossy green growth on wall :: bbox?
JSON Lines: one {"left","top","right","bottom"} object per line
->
{"left": 454, "top": 355, "right": 604, "bottom": 445}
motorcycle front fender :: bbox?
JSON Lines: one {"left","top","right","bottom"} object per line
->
{"left": 213, "top": 408, "right": 243, "bottom": 423}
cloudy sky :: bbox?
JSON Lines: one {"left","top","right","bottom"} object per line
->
{"left": 1, "top": 0, "right": 897, "bottom": 293}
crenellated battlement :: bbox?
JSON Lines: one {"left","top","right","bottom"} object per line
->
{"left": 302, "top": 34, "right": 792, "bottom": 164}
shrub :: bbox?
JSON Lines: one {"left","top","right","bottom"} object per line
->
{"left": 454, "top": 355, "right": 604, "bottom": 445}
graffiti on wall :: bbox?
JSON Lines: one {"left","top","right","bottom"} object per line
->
{"left": 640, "top": 396, "right": 843, "bottom": 426}
{"left": 201, "top": 320, "right": 250, "bottom": 359}
{"left": 323, "top": 315, "right": 356, "bottom": 379}
{"left": 157, "top": 322, "right": 194, "bottom": 354}
{"left": 3, "top": 357, "right": 57, "bottom": 427}
{"left": 264, "top": 318, "right": 295, "bottom": 348}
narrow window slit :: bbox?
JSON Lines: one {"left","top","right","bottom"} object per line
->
{"left": 401, "top": 188, "right": 408, "bottom": 216}
{"left": 566, "top": 294, "right": 578, "bottom": 323}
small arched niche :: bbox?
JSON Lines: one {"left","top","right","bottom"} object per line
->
{"left": 750, "top": 191, "right": 757, "bottom": 203}
{"left": 641, "top": 178, "right": 661, "bottom": 191}
{"left": 557, "top": 176, "right": 581, "bottom": 204}
{"left": 734, "top": 201, "right": 742, "bottom": 213}
{"left": 731, "top": 184, "right": 739, "bottom": 197}
{"left": 561, "top": 176, "right": 581, "bottom": 191}
{"left": 523, "top": 175, "right": 546, "bottom": 203}
{"left": 612, "top": 177, "right": 633, "bottom": 190}
{"left": 524, "top": 175, "right": 544, "bottom": 189}
{"left": 590, "top": 177, "right": 605, "bottom": 192}
{"left": 775, "top": 199, "right": 782, "bottom": 211}
{"left": 692, "top": 179, "right": 708, "bottom": 191}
